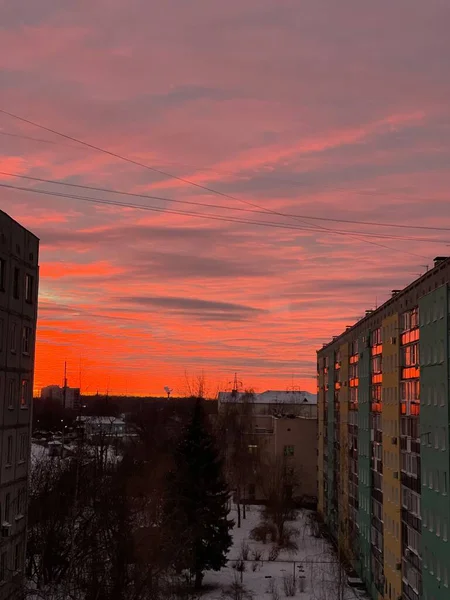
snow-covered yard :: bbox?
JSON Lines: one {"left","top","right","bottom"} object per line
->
{"left": 203, "top": 505, "right": 370, "bottom": 600}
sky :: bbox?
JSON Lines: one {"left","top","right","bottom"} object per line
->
{"left": 1, "top": 0, "right": 450, "bottom": 396}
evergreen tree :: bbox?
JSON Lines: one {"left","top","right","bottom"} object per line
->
{"left": 165, "top": 399, "right": 233, "bottom": 589}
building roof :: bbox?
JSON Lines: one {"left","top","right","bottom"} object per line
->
{"left": 76, "top": 416, "right": 125, "bottom": 425}
{"left": 318, "top": 255, "right": 450, "bottom": 353}
{"left": 218, "top": 390, "right": 317, "bottom": 405}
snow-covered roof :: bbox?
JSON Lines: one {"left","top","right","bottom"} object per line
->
{"left": 218, "top": 390, "right": 317, "bottom": 405}
{"left": 76, "top": 416, "right": 125, "bottom": 425}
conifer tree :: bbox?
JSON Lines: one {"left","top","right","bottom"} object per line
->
{"left": 165, "top": 399, "right": 233, "bottom": 589}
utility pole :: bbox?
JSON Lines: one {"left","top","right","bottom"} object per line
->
{"left": 63, "top": 361, "right": 67, "bottom": 410}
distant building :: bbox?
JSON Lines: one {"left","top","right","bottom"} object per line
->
{"left": 75, "top": 416, "right": 126, "bottom": 440}
{"left": 218, "top": 389, "right": 317, "bottom": 418}
{"left": 246, "top": 413, "right": 317, "bottom": 504}
{"left": 0, "top": 210, "right": 39, "bottom": 598}
{"left": 41, "top": 385, "right": 81, "bottom": 410}
{"left": 218, "top": 389, "right": 317, "bottom": 505}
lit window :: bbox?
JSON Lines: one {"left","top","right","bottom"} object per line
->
{"left": 21, "top": 380, "right": 29, "bottom": 408}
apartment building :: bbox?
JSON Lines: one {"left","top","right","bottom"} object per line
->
{"left": 317, "top": 256, "right": 450, "bottom": 600}
{"left": 0, "top": 211, "right": 39, "bottom": 599}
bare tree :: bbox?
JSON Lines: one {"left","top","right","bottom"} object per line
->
{"left": 216, "top": 391, "right": 262, "bottom": 527}
{"left": 259, "top": 457, "right": 299, "bottom": 546}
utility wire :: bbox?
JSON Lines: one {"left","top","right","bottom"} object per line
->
{"left": 2, "top": 170, "right": 450, "bottom": 236}
{"left": 2, "top": 127, "right": 447, "bottom": 231}
{"left": 0, "top": 108, "right": 432, "bottom": 258}
{"left": 1, "top": 182, "right": 448, "bottom": 251}
{"left": 1, "top": 171, "right": 449, "bottom": 244}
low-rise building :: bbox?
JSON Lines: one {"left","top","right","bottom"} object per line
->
{"left": 244, "top": 413, "right": 317, "bottom": 505}
{"left": 75, "top": 416, "right": 126, "bottom": 440}
{"left": 218, "top": 389, "right": 317, "bottom": 418}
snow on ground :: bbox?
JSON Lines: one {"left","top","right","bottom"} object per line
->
{"left": 203, "top": 505, "right": 370, "bottom": 600}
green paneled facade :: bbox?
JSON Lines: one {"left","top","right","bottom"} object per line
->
{"left": 326, "top": 360, "right": 337, "bottom": 535}
{"left": 419, "top": 286, "right": 450, "bottom": 599}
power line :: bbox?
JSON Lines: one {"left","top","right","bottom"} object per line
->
{"left": 1, "top": 170, "right": 450, "bottom": 235}
{"left": 1, "top": 182, "right": 448, "bottom": 250}
{"left": 0, "top": 108, "right": 431, "bottom": 258}
{"left": 1, "top": 171, "right": 449, "bottom": 244}
{"left": 2, "top": 126, "right": 447, "bottom": 229}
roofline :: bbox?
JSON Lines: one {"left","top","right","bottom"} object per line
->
{"left": 317, "top": 256, "right": 450, "bottom": 353}
{"left": 0, "top": 209, "right": 40, "bottom": 241}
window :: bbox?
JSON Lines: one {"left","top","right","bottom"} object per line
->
{"left": 21, "top": 380, "right": 29, "bottom": 409}
{"left": 5, "top": 493, "right": 10, "bottom": 522}
{"left": 13, "top": 267, "right": 20, "bottom": 299}
{"left": 283, "top": 445, "right": 295, "bottom": 457}
{"left": 437, "top": 516, "right": 441, "bottom": 537}
{"left": 443, "top": 519, "right": 448, "bottom": 541}
{"left": 19, "top": 433, "right": 27, "bottom": 462}
{"left": 444, "top": 472, "right": 448, "bottom": 495}
{"left": 0, "top": 552, "right": 6, "bottom": 583}
{"left": 22, "top": 327, "right": 32, "bottom": 355}
{"left": 24, "top": 273, "right": 33, "bottom": 303}
{"left": 248, "top": 484, "right": 256, "bottom": 499}
{"left": 6, "top": 436, "right": 13, "bottom": 465}
{"left": 8, "top": 379, "right": 15, "bottom": 409}
{"left": 0, "top": 257, "right": 5, "bottom": 291}
{"left": 14, "top": 543, "right": 21, "bottom": 572}
{"left": 17, "top": 489, "right": 25, "bottom": 516}
{"left": 10, "top": 322, "right": 17, "bottom": 353}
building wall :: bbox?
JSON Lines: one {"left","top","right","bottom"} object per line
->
{"left": 273, "top": 416, "right": 317, "bottom": 499}
{"left": 382, "top": 314, "right": 402, "bottom": 600}
{"left": 357, "top": 329, "right": 372, "bottom": 587}
{"left": 244, "top": 414, "right": 317, "bottom": 502}
{"left": 317, "top": 356, "right": 326, "bottom": 516}
{"left": 0, "top": 211, "right": 39, "bottom": 600}
{"left": 419, "top": 287, "right": 450, "bottom": 599}
{"left": 326, "top": 353, "right": 336, "bottom": 533}
{"left": 338, "top": 342, "right": 350, "bottom": 558}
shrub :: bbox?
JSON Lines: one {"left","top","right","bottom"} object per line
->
{"left": 282, "top": 574, "right": 296, "bottom": 597}
{"left": 268, "top": 546, "right": 280, "bottom": 561}
{"left": 250, "top": 549, "right": 263, "bottom": 562}
{"left": 240, "top": 539, "right": 251, "bottom": 560}
{"left": 250, "top": 522, "right": 277, "bottom": 544}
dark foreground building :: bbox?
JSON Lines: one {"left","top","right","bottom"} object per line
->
{"left": 0, "top": 210, "right": 39, "bottom": 599}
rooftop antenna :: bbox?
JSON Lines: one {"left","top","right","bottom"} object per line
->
{"left": 228, "top": 372, "right": 243, "bottom": 396}
{"left": 164, "top": 386, "right": 173, "bottom": 399}
{"left": 63, "top": 361, "right": 67, "bottom": 410}
{"left": 421, "top": 264, "right": 429, "bottom": 272}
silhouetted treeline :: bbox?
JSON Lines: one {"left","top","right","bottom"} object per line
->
{"left": 32, "top": 395, "right": 217, "bottom": 432}
{"left": 27, "top": 398, "right": 230, "bottom": 600}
